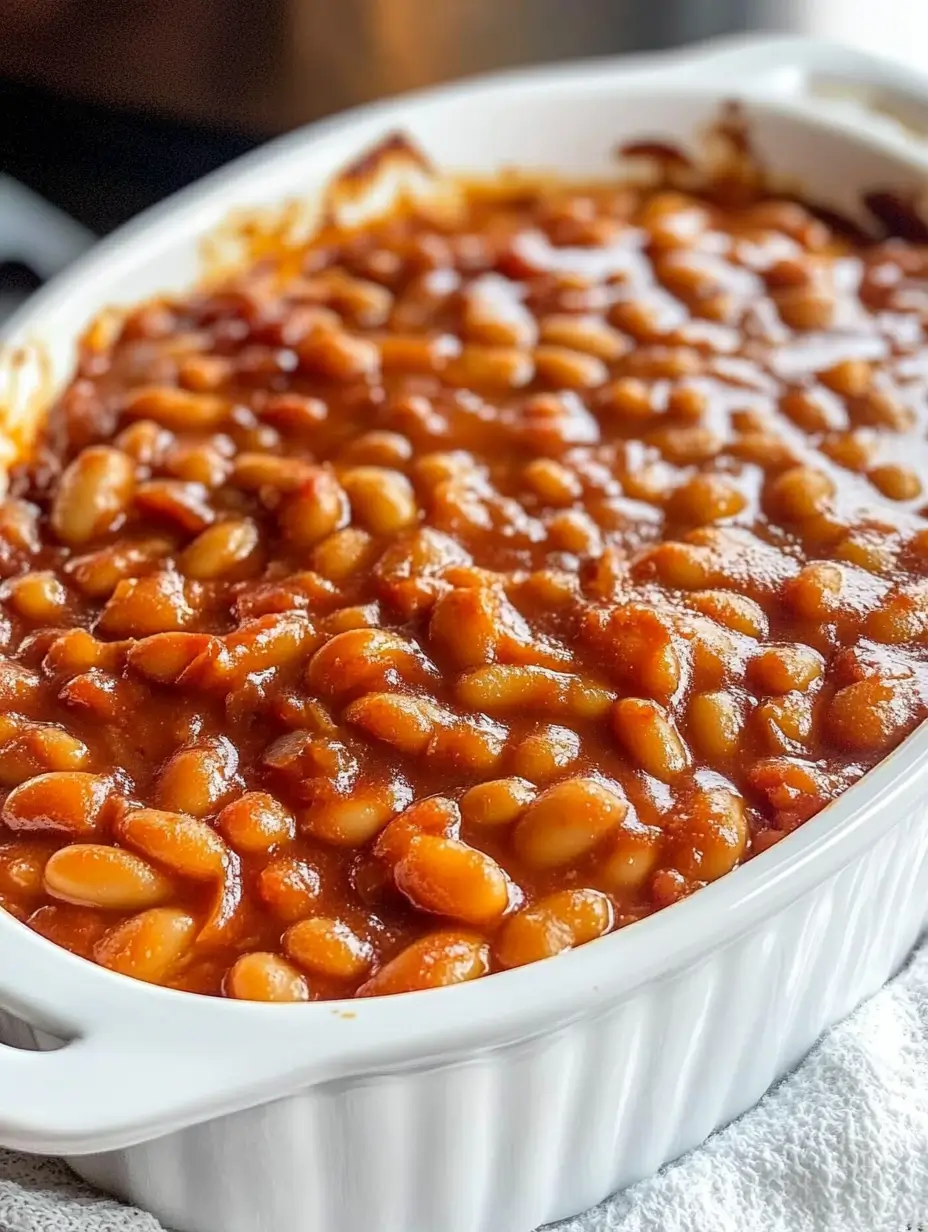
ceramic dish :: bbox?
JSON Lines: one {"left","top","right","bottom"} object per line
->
{"left": 2, "top": 33, "right": 928, "bottom": 1232}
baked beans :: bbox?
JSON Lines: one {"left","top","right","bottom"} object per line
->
{"left": 2, "top": 160, "right": 928, "bottom": 1000}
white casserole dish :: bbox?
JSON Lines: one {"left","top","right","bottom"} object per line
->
{"left": 2, "top": 32, "right": 928, "bottom": 1232}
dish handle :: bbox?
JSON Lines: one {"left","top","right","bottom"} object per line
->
{"left": 0, "top": 1031, "right": 209, "bottom": 1155}
{"left": 0, "top": 914, "right": 226, "bottom": 1155}
{"left": 674, "top": 34, "right": 928, "bottom": 138}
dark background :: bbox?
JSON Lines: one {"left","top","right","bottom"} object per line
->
{"left": 0, "top": 0, "right": 913, "bottom": 247}
{"left": 0, "top": 0, "right": 786, "bottom": 236}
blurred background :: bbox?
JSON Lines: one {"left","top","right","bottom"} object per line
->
{"left": 0, "top": 0, "right": 925, "bottom": 319}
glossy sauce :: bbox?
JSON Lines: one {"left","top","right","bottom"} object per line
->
{"left": 1, "top": 176, "right": 928, "bottom": 999}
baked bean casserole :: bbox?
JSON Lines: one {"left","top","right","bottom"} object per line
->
{"left": 2, "top": 149, "right": 928, "bottom": 1001}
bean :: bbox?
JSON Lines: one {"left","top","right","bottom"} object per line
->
{"left": 2, "top": 571, "right": 70, "bottom": 623}
{"left": 670, "top": 474, "right": 746, "bottom": 524}
{"left": 600, "top": 819, "right": 663, "bottom": 891}
{"left": 496, "top": 888, "right": 612, "bottom": 968}
{"left": 306, "top": 627, "right": 436, "bottom": 699}
{"left": 635, "top": 540, "right": 713, "bottom": 589}
{"left": 97, "top": 572, "right": 195, "bottom": 637}
{"left": 0, "top": 498, "right": 40, "bottom": 554}
{"left": 127, "top": 632, "right": 221, "bottom": 684}
{"left": 688, "top": 690, "right": 744, "bottom": 760}
{"left": 649, "top": 426, "right": 722, "bottom": 465}
{"left": 686, "top": 616, "right": 746, "bottom": 689}
{"left": 45, "top": 845, "right": 173, "bottom": 910}
{"left": 257, "top": 856, "right": 321, "bottom": 922}
{"left": 0, "top": 724, "right": 89, "bottom": 787}
{"left": 57, "top": 669, "right": 127, "bottom": 722}
{"left": 445, "top": 345, "right": 534, "bottom": 389}
{"left": 341, "top": 466, "right": 418, "bottom": 535}
{"left": 123, "top": 386, "right": 228, "bottom": 429}
{"left": 379, "top": 333, "right": 461, "bottom": 374}
{"left": 394, "top": 835, "right": 510, "bottom": 925}
{"left": 827, "top": 677, "right": 918, "bottom": 752}
{"left": 228, "top": 611, "right": 318, "bottom": 677}
{"left": 318, "top": 603, "right": 380, "bottom": 637}
{"left": 545, "top": 508, "right": 602, "bottom": 555}
{"left": 870, "top": 463, "right": 922, "bottom": 501}
{"left": 732, "top": 431, "right": 801, "bottom": 470}
{"left": 344, "top": 692, "right": 437, "bottom": 755}
{"left": 43, "top": 630, "right": 121, "bottom": 678}
{"left": 179, "top": 519, "right": 259, "bottom": 579}
{"left": 428, "top": 586, "right": 511, "bottom": 669}
{"left": 114, "top": 418, "right": 173, "bottom": 465}
{"left": 534, "top": 345, "right": 608, "bottom": 389}
{"left": 777, "top": 288, "right": 835, "bottom": 331}
{"left": 284, "top": 917, "right": 374, "bottom": 980}
{"left": 232, "top": 453, "right": 314, "bottom": 494}
{"left": 513, "top": 777, "right": 627, "bottom": 868}
{"left": 311, "top": 527, "right": 376, "bottom": 580}
{"left": 260, "top": 393, "right": 328, "bottom": 434}
{"left": 588, "top": 604, "right": 681, "bottom": 702}
{"left": 664, "top": 788, "right": 747, "bottom": 882}
{"left": 278, "top": 471, "right": 349, "bottom": 549}
{"left": 463, "top": 281, "right": 537, "bottom": 348}
{"left": 819, "top": 357, "right": 871, "bottom": 397}
{"left": 612, "top": 698, "right": 690, "bottom": 780}
{"left": 156, "top": 737, "right": 239, "bottom": 817}
{"left": 767, "top": 466, "right": 835, "bottom": 521}
{"left": 523, "top": 458, "right": 582, "bottom": 507}
{"left": 357, "top": 932, "right": 490, "bottom": 996}
{"left": 836, "top": 527, "right": 898, "bottom": 576}
{"left": 538, "top": 315, "right": 627, "bottom": 361}
{"left": 218, "top": 792, "right": 294, "bottom": 854}
{"left": 755, "top": 693, "right": 813, "bottom": 753}
{"left": 0, "top": 662, "right": 41, "bottom": 707}
{"left": 65, "top": 537, "right": 174, "bottom": 601}
{"left": 374, "top": 796, "right": 461, "bottom": 867}
{"left": 749, "top": 756, "right": 832, "bottom": 825}
{"left": 822, "top": 429, "right": 879, "bottom": 473}
{"left": 749, "top": 644, "right": 824, "bottom": 694}
{"left": 0, "top": 840, "right": 52, "bottom": 898}
{"left": 297, "top": 329, "right": 380, "bottom": 381}
{"left": 866, "top": 586, "right": 928, "bottom": 644}
{"left": 510, "top": 724, "right": 581, "bottom": 782}
{"left": 1, "top": 772, "right": 112, "bottom": 837}
{"left": 456, "top": 664, "right": 614, "bottom": 719}
{"left": 133, "top": 480, "right": 214, "bottom": 534}
{"left": 318, "top": 269, "right": 393, "bottom": 327}
{"left": 460, "top": 778, "right": 536, "bottom": 827}
{"left": 780, "top": 388, "right": 844, "bottom": 433}
{"left": 339, "top": 430, "right": 413, "bottom": 468}
{"left": 117, "top": 807, "right": 228, "bottom": 879}
{"left": 94, "top": 908, "right": 198, "bottom": 984}
{"left": 177, "top": 354, "right": 233, "bottom": 393}
{"left": 785, "top": 562, "right": 845, "bottom": 621}
{"left": 688, "top": 591, "right": 768, "bottom": 639}
{"left": 859, "top": 388, "right": 914, "bottom": 431}
{"left": 225, "top": 953, "right": 311, "bottom": 1002}
{"left": 51, "top": 447, "right": 134, "bottom": 546}
{"left": 305, "top": 778, "right": 411, "bottom": 847}
{"left": 600, "top": 376, "right": 657, "bottom": 420}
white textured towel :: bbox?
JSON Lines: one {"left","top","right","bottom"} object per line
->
{"left": 2, "top": 940, "right": 928, "bottom": 1232}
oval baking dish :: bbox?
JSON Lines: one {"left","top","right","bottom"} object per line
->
{"left": 3, "top": 33, "right": 928, "bottom": 1232}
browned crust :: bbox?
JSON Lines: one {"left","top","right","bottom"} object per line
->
{"left": 333, "top": 131, "right": 434, "bottom": 188}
